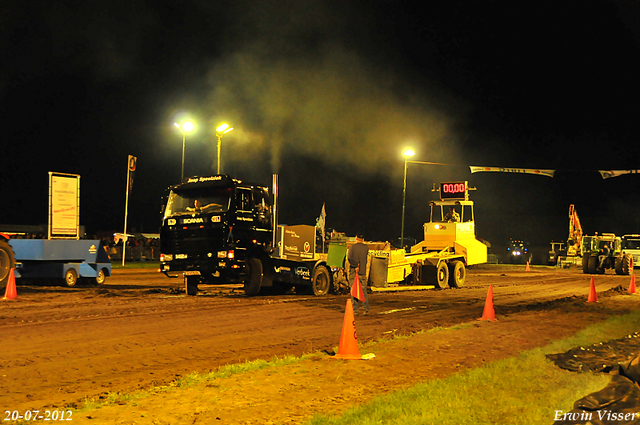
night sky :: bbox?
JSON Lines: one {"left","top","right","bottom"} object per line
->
{"left": 2, "top": 0, "right": 640, "bottom": 253}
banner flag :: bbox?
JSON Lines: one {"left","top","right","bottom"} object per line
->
{"left": 316, "top": 203, "right": 326, "bottom": 241}
{"left": 351, "top": 273, "right": 365, "bottom": 303}
{"left": 469, "top": 166, "right": 555, "bottom": 178}
{"left": 122, "top": 155, "right": 137, "bottom": 266}
{"left": 128, "top": 155, "right": 137, "bottom": 192}
{"left": 598, "top": 170, "right": 640, "bottom": 179}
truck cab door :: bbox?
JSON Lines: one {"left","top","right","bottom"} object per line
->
{"left": 253, "top": 188, "right": 272, "bottom": 245}
{"left": 233, "top": 188, "right": 255, "bottom": 243}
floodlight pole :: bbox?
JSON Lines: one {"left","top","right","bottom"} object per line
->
{"left": 401, "top": 157, "right": 409, "bottom": 250}
{"left": 400, "top": 148, "right": 415, "bottom": 250}
{"left": 217, "top": 133, "right": 222, "bottom": 174}
{"left": 215, "top": 124, "right": 233, "bottom": 174}
{"left": 175, "top": 121, "right": 194, "bottom": 181}
{"left": 181, "top": 133, "right": 186, "bottom": 181}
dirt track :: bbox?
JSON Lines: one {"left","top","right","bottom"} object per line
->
{"left": 1, "top": 264, "right": 638, "bottom": 417}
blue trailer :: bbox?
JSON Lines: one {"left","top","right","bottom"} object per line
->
{"left": 6, "top": 238, "right": 111, "bottom": 287}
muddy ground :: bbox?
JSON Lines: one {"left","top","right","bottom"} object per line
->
{"left": 1, "top": 264, "right": 639, "bottom": 424}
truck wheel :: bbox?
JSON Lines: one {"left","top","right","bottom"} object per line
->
{"left": 587, "top": 255, "right": 599, "bottom": 274}
{"left": 436, "top": 262, "right": 449, "bottom": 289}
{"left": 448, "top": 261, "right": 466, "bottom": 288}
{"left": 0, "top": 239, "right": 16, "bottom": 286}
{"left": 622, "top": 254, "right": 632, "bottom": 275}
{"left": 244, "top": 257, "right": 263, "bottom": 296}
{"left": 312, "top": 266, "right": 331, "bottom": 296}
{"left": 582, "top": 255, "right": 589, "bottom": 274}
{"left": 64, "top": 269, "right": 78, "bottom": 287}
{"left": 96, "top": 268, "right": 107, "bottom": 284}
{"left": 615, "top": 257, "right": 624, "bottom": 275}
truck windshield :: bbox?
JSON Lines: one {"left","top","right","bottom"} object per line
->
{"left": 623, "top": 239, "right": 640, "bottom": 249}
{"left": 164, "top": 188, "right": 231, "bottom": 217}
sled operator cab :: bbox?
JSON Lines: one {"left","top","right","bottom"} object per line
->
{"left": 409, "top": 181, "right": 487, "bottom": 266}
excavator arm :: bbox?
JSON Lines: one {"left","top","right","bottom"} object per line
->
{"left": 567, "top": 204, "right": 583, "bottom": 256}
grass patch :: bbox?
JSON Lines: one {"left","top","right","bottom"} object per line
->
{"left": 172, "top": 354, "right": 307, "bottom": 387}
{"left": 306, "top": 309, "right": 640, "bottom": 425}
{"left": 111, "top": 261, "right": 160, "bottom": 269}
{"left": 77, "top": 354, "right": 306, "bottom": 412}
{"left": 307, "top": 352, "right": 609, "bottom": 425}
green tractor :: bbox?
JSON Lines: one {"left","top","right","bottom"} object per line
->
{"left": 581, "top": 233, "right": 632, "bottom": 275}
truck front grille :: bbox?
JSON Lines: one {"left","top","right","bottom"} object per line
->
{"left": 161, "top": 227, "right": 226, "bottom": 257}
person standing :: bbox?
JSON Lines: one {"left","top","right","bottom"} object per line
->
{"left": 348, "top": 233, "right": 369, "bottom": 315}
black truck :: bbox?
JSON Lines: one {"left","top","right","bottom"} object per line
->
{"left": 160, "top": 174, "right": 340, "bottom": 296}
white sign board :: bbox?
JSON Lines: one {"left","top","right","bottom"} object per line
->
{"left": 48, "top": 172, "right": 80, "bottom": 239}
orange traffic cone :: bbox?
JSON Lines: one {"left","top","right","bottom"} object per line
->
{"left": 478, "top": 285, "right": 496, "bottom": 321}
{"left": 587, "top": 277, "right": 598, "bottom": 303}
{"left": 333, "top": 299, "right": 361, "bottom": 360}
{"left": 525, "top": 261, "right": 531, "bottom": 272}
{"left": 629, "top": 274, "right": 637, "bottom": 295}
{"left": 3, "top": 268, "right": 17, "bottom": 300}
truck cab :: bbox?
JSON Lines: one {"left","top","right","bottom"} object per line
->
{"left": 160, "top": 175, "right": 273, "bottom": 290}
{"left": 621, "top": 234, "right": 640, "bottom": 266}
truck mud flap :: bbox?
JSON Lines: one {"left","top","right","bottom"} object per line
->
{"left": 369, "top": 257, "right": 388, "bottom": 288}
{"left": 185, "top": 275, "right": 199, "bottom": 296}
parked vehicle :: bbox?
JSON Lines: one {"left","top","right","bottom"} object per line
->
{"left": 621, "top": 234, "right": 640, "bottom": 266}
{"left": 548, "top": 241, "right": 566, "bottom": 266}
{"left": 581, "top": 233, "right": 632, "bottom": 275}
{"left": 0, "top": 233, "right": 111, "bottom": 287}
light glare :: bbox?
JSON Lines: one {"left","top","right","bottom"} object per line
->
{"left": 216, "top": 123, "right": 229, "bottom": 132}
{"left": 403, "top": 149, "right": 415, "bottom": 158}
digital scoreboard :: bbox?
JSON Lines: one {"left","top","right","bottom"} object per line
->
{"left": 440, "top": 181, "right": 468, "bottom": 201}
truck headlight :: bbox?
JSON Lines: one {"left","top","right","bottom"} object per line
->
{"left": 167, "top": 219, "right": 176, "bottom": 226}
{"left": 218, "top": 251, "right": 227, "bottom": 258}
{"left": 161, "top": 253, "right": 173, "bottom": 261}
